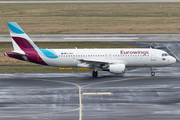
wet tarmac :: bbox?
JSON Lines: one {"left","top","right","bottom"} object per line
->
{"left": 0, "top": 71, "right": 180, "bottom": 120}
{"left": 0, "top": 41, "right": 180, "bottom": 120}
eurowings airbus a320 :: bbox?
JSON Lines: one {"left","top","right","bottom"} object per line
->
{"left": 4, "top": 22, "right": 176, "bottom": 77}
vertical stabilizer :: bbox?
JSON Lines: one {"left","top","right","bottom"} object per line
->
{"left": 7, "top": 22, "right": 38, "bottom": 52}
{"left": 6, "top": 22, "right": 47, "bottom": 65}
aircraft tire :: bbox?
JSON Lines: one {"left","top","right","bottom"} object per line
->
{"left": 92, "top": 70, "right": 98, "bottom": 77}
{"left": 151, "top": 72, "right": 155, "bottom": 76}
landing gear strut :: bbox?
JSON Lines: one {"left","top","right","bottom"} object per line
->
{"left": 151, "top": 67, "right": 155, "bottom": 76}
{"left": 92, "top": 70, "right": 98, "bottom": 77}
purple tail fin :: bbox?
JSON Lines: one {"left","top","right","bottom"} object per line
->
{"left": 6, "top": 22, "right": 48, "bottom": 65}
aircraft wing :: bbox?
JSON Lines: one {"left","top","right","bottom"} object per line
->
{"left": 78, "top": 58, "right": 127, "bottom": 67}
{"left": 79, "top": 59, "right": 109, "bottom": 65}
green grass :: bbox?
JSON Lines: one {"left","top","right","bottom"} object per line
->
{"left": 1, "top": 3, "right": 180, "bottom": 34}
{"left": 0, "top": 67, "right": 93, "bottom": 72}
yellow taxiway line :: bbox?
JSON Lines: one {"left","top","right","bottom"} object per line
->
{"left": 83, "top": 92, "right": 111, "bottom": 95}
{"left": 7, "top": 76, "right": 157, "bottom": 120}
{"left": 97, "top": 92, "right": 111, "bottom": 95}
{"left": 83, "top": 92, "right": 96, "bottom": 95}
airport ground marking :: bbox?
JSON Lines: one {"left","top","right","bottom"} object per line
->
{"left": 18, "top": 78, "right": 82, "bottom": 120}
{"left": 83, "top": 92, "right": 96, "bottom": 95}
{"left": 81, "top": 77, "right": 151, "bottom": 89}
{"left": 97, "top": 92, "right": 111, "bottom": 95}
{"left": 83, "top": 92, "right": 111, "bottom": 95}
{"left": 11, "top": 76, "right": 162, "bottom": 120}
{"left": 19, "top": 77, "right": 149, "bottom": 120}
{"left": 28, "top": 77, "right": 154, "bottom": 120}
{"left": 35, "top": 79, "right": 82, "bottom": 120}
{"left": 79, "top": 85, "right": 82, "bottom": 120}
{"left": 64, "top": 38, "right": 139, "bottom": 40}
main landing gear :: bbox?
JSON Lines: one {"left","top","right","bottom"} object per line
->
{"left": 92, "top": 70, "right": 98, "bottom": 77}
{"left": 92, "top": 67, "right": 99, "bottom": 77}
{"left": 151, "top": 67, "right": 155, "bottom": 76}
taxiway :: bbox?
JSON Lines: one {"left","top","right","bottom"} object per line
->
{"left": 0, "top": 71, "right": 180, "bottom": 120}
{"left": 0, "top": 41, "right": 180, "bottom": 120}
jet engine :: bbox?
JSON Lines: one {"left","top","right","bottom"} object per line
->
{"left": 109, "top": 64, "right": 125, "bottom": 74}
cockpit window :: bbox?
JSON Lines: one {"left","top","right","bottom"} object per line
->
{"left": 162, "top": 53, "right": 169, "bottom": 57}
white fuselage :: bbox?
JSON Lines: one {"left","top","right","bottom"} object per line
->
{"left": 39, "top": 48, "right": 175, "bottom": 67}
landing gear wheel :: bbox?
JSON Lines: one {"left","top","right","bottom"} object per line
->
{"left": 151, "top": 67, "right": 155, "bottom": 76}
{"left": 151, "top": 72, "right": 155, "bottom": 76}
{"left": 92, "top": 70, "right": 98, "bottom": 77}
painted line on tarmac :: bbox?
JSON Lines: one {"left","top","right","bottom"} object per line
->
{"left": 83, "top": 92, "right": 111, "bottom": 95}
{"left": 32, "top": 79, "right": 82, "bottom": 120}
{"left": 11, "top": 78, "right": 82, "bottom": 120}
{"left": 81, "top": 76, "right": 152, "bottom": 89}
{"left": 64, "top": 34, "right": 137, "bottom": 37}
{"left": 3, "top": 76, "right": 159, "bottom": 120}
{"left": 97, "top": 92, "right": 111, "bottom": 95}
{"left": 83, "top": 92, "right": 96, "bottom": 95}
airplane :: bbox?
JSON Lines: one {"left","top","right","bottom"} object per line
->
{"left": 4, "top": 22, "right": 176, "bottom": 77}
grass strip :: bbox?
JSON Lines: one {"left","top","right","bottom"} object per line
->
{"left": 0, "top": 3, "right": 180, "bottom": 34}
{"left": 0, "top": 67, "right": 93, "bottom": 73}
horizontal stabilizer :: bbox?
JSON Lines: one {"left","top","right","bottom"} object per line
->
{"left": 7, "top": 53, "right": 27, "bottom": 56}
{"left": 4, "top": 51, "right": 27, "bottom": 57}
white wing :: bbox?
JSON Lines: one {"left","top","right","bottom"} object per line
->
{"left": 78, "top": 58, "right": 127, "bottom": 68}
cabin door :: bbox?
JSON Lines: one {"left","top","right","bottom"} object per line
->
{"left": 151, "top": 50, "right": 156, "bottom": 61}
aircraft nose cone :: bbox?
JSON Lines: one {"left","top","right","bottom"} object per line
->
{"left": 172, "top": 57, "right": 176, "bottom": 64}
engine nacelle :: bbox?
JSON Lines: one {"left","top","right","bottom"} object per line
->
{"left": 109, "top": 64, "right": 125, "bottom": 74}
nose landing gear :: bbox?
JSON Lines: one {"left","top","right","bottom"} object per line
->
{"left": 151, "top": 71, "right": 155, "bottom": 76}
{"left": 151, "top": 67, "right": 155, "bottom": 76}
